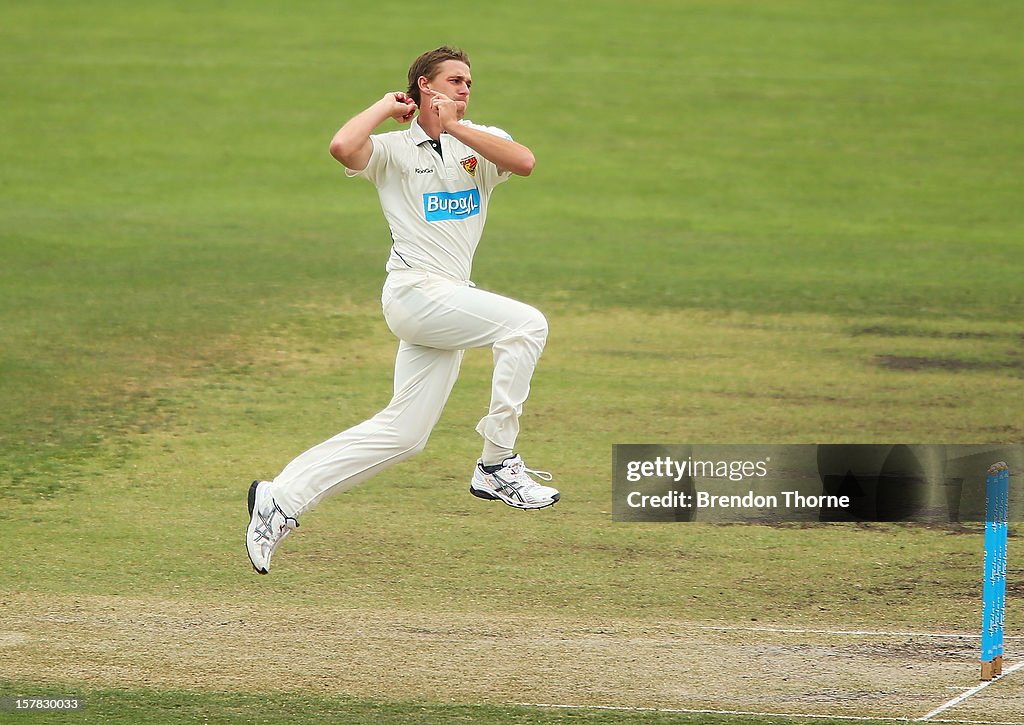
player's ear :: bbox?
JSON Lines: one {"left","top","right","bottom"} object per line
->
{"left": 418, "top": 75, "right": 431, "bottom": 93}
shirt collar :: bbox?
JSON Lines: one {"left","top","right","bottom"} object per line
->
{"left": 410, "top": 118, "right": 434, "bottom": 146}
{"left": 411, "top": 117, "right": 456, "bottom": 147}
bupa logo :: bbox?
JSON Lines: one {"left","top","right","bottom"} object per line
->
{"left": 423, "top": 189, "right": 481, "bottom": 222}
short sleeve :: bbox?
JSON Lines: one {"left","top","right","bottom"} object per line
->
{"left": 345, "top": 135, "right": 390, "bottom": 185}
{"left": 462, "top": 122, "right": 515, "bottom": 190}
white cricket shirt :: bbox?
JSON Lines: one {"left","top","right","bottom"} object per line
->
{"left": 346, "top": 117, "right": 513, "bottom": 282}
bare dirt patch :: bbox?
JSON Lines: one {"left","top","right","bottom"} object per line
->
{"left": 1, "top": 593, "right": 1021, "bottom": 721}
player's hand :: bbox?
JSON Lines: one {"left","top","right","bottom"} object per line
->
{"left": 422, "top": 87, "right": 466, "bottom": 129}
{"left": 383, "top": 92, "right": 417, "bottom": 124}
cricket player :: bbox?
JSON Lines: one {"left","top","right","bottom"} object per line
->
{"left": 246, "top": 46, "right": 559, "bottom": 575}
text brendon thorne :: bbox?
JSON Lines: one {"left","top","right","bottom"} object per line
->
{"left": 626, "top": 489, "right": 849, "bottom": 510}
{"left": 610, "top": 444, "right": 1024, "bottom": 523}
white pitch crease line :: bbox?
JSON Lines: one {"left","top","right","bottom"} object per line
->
{"left": 697, "top": 625, "right": 1024, "bottom": 640}
{"left": 521, "top": 702, "right": 1024, "bottom": 725}
{"left": 928, "top": 720, "right": 1024, "bottom": 725}
{"left": 917, "top": 659, "right": 1024, "bottom": 721}
{"left": 520, "top": 702, "right": 912, "bottom": 722}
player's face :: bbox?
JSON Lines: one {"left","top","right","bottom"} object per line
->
{"left": 425, "top": 60, "right": 472, "bottom": 105}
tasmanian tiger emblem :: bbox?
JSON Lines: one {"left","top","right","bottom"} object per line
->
{"left": 460, "top": 155, "right": 478, "bottom": 176}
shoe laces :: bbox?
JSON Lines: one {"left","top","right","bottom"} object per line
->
{"left": 255, "top": 500, "right": 299, "bottom": 542}
{"left": 506, "top": 457, "right": 553, "bottom": 485}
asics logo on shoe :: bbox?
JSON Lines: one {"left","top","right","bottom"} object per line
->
{"left": 469, "top": 456, "right": 559, "bottom": 510}
{"left": 253, "top": 502, "right": 296, "bottom": 542}
{"left": 491, "top": 472, "right": 525, "bottom": 503}
{"left": 423, "top": 189, "right": 480, "bottom": 221}
{"left": 246, "top": 480, "right": 299, "bottom": 575}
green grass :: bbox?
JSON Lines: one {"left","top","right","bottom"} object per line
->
{"left": 0, "top": 681, "right": 901, "bottom": 725}
{"left": 1, "top": 1, "right": 1023, "bottom": 722}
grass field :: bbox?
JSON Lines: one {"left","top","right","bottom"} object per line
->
{"left": 2, "top": 1, "right": 1023, "bottom": 723}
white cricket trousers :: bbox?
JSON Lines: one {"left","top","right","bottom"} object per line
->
{"left": 270, "top": 268, "right": 548, "bottom": 517}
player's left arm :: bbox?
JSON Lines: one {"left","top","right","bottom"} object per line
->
{"left": 445, "top": 122, "right": 535, "bottom": 177}
{"left": 426, "top": 89, "right": 535, "bottom": 176}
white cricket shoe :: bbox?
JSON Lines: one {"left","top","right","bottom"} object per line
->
{"left": 470, "top": 454, "right": 560, "bottom": 510}
{"left": 246, "top": 480, "right": 299, "bottom": 575}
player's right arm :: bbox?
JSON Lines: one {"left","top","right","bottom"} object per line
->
{"left": 329, "top": 93, "right": 416, "bottom": 171}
